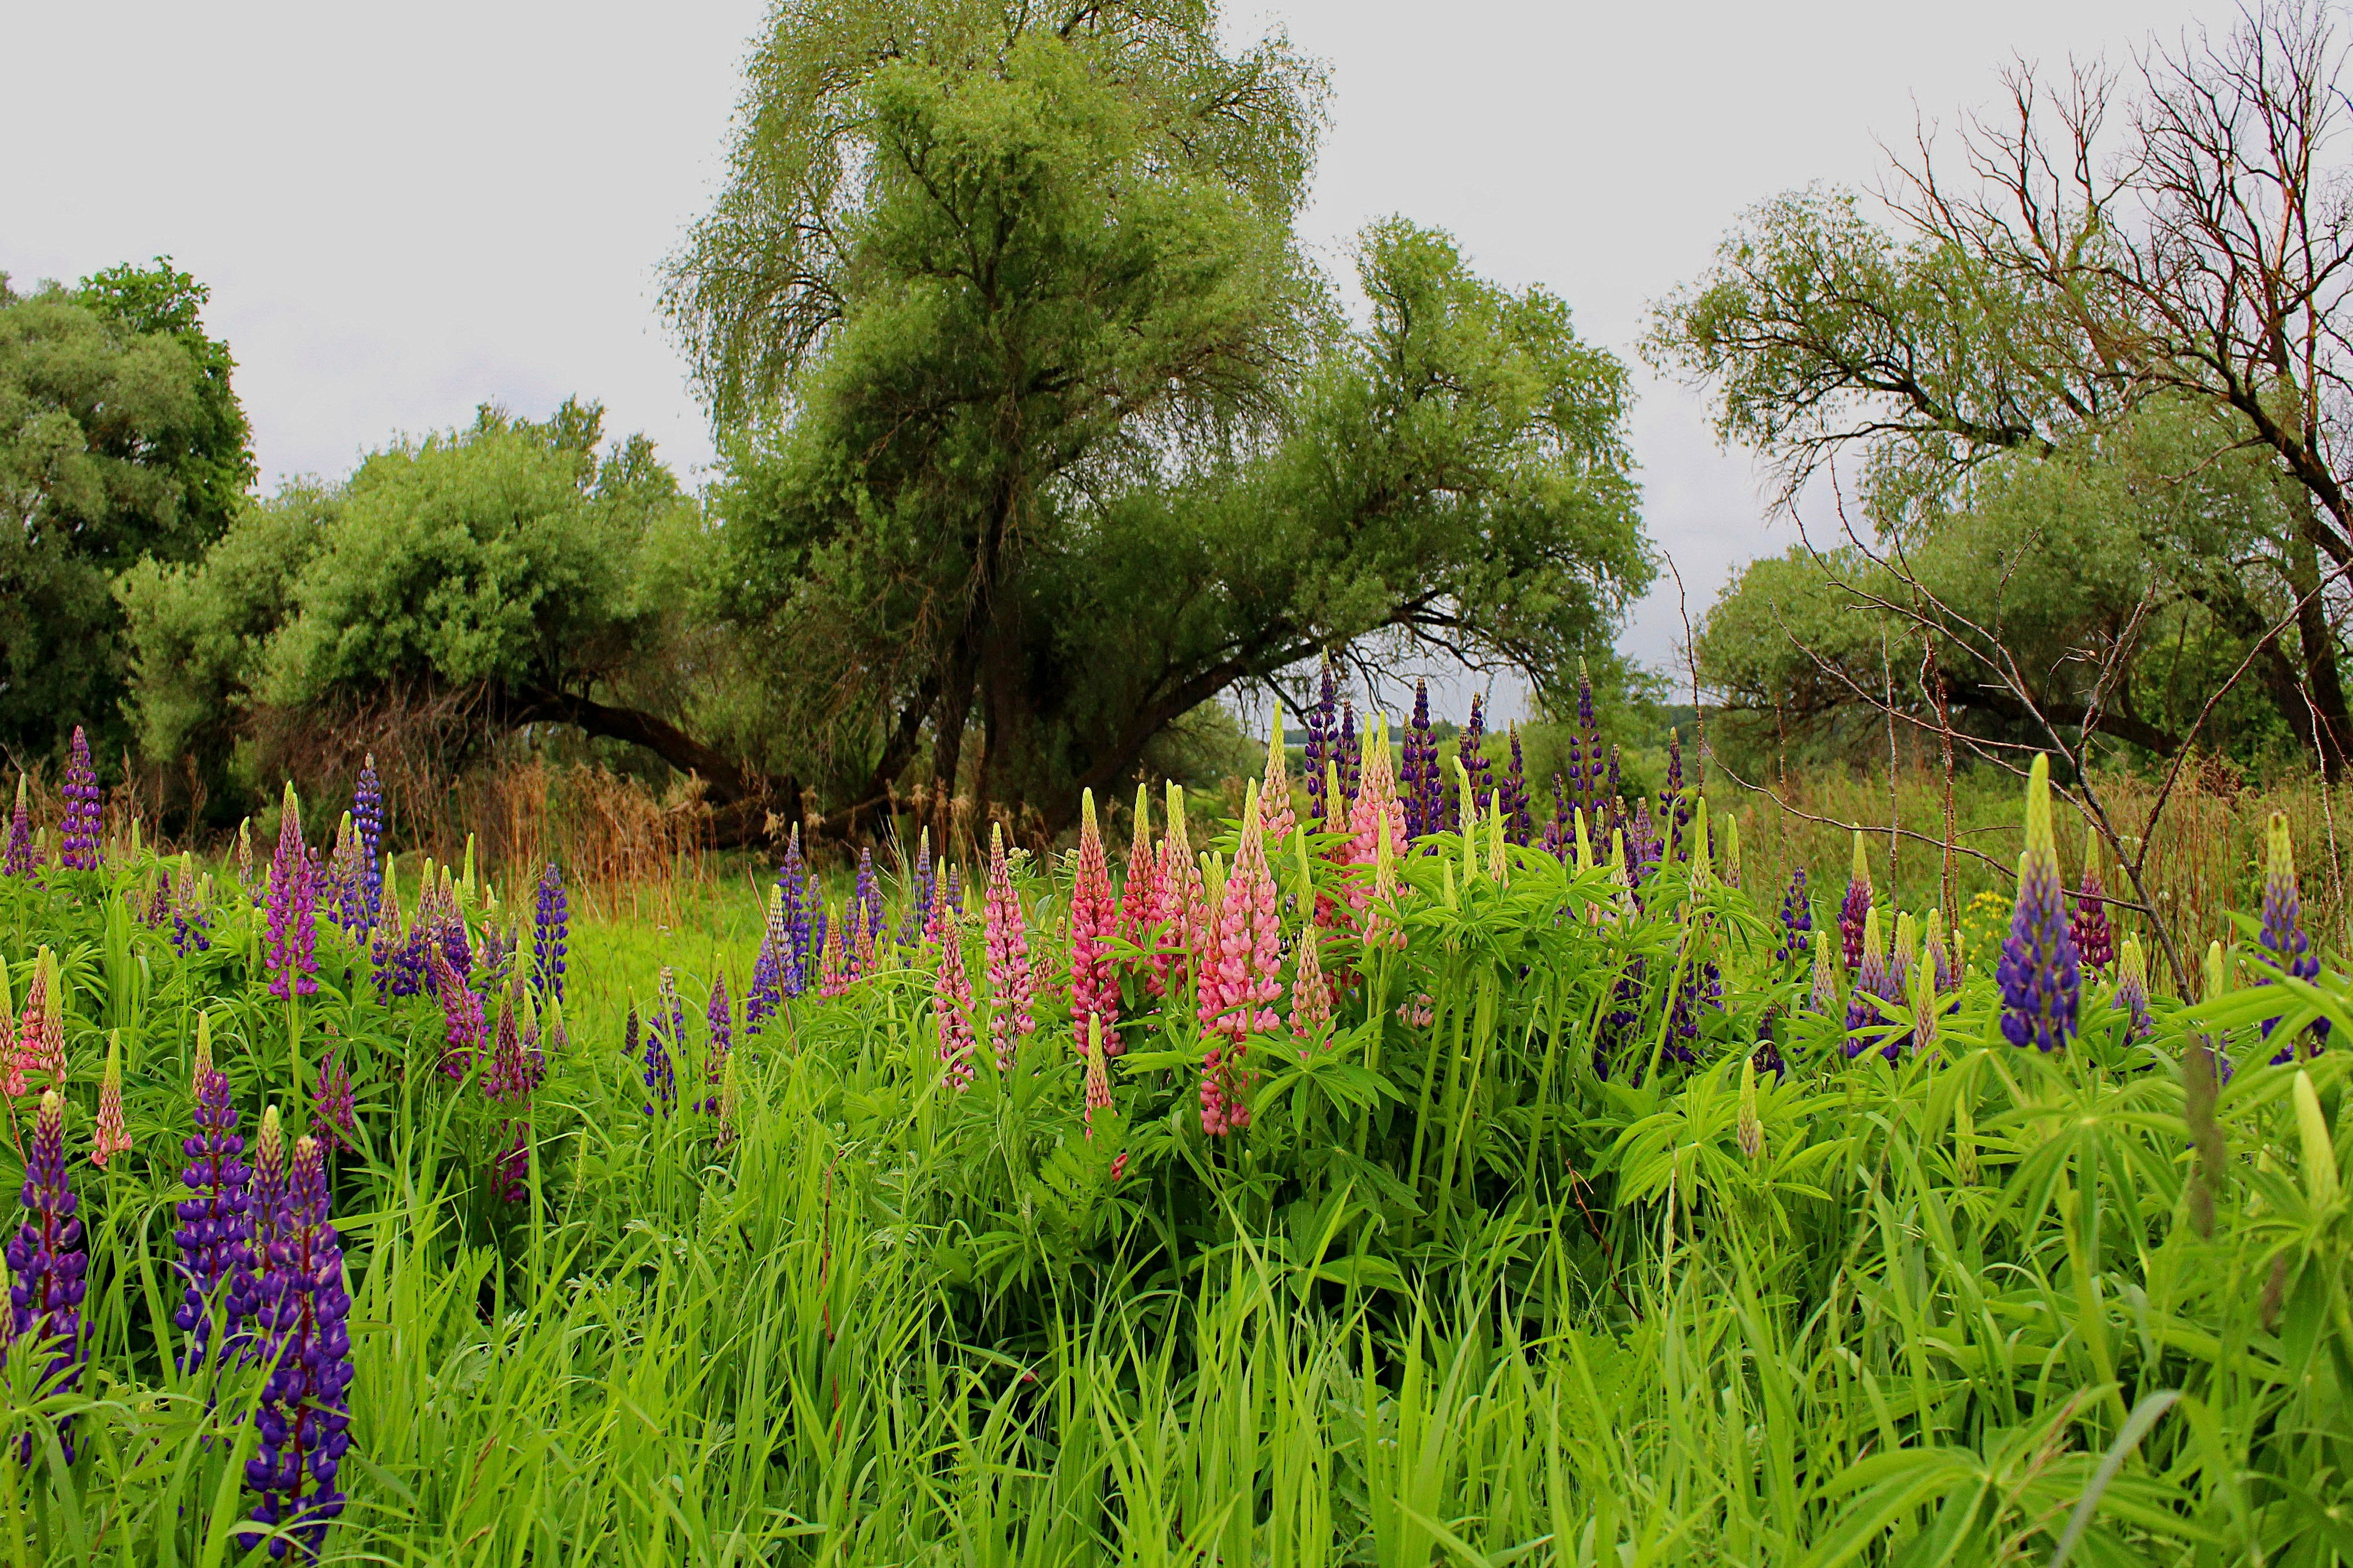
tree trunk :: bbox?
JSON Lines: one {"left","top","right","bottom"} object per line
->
{"left": 2288, "top": 516, "right": 2353, "bottom": 782}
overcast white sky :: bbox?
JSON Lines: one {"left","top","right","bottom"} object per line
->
{"left": 3, "top": 0, "right": 2218, "bottom": 721}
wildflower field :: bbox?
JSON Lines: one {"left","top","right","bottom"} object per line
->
{"left": 3, "top": 691, "right": 2350, "bottom": 1568}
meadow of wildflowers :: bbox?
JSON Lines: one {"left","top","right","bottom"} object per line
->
{"left": 0, "top": 683, "right": 2349, "bottom": 1565}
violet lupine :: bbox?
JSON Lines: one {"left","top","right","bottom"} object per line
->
{"left": 1500, "top": 729, "right": 1534, "bottom": 846}
{"left": 320, "top": 813, "right": 363, "bottom": 938}
{"left": 172, "top": 853, "right": 213, "bottom": 954}
{"left": 933, "top": 906, "right": 979, "bottom": 1091}
{"left": 4, "top": 774, "right": 34, "bottom": 878}
{"left": 641, "top": 972, "right": 681, "bottom": 1114}
{"left": 982, "top": 826, "right": 1034, "bottom": 1074}
{"left": 531, "top": 862, "right": 568, "bottom": 1005}
{"left": 1925, "top": 908, "right": 1961, "bottom": 995}
{"left": 1845, "top": 908, "right": 1897, "bottom": 1060}
{"left": 1302, "top": 658, "right": 1340, "bottom": 827}
{"left": 240, "top": 1134, "right": 353, "bottom": 1561}
{"left": 855, "top": 848, "right": 884, "bottom": 972}
{"left": 1572, "top": 660, "right": 1608, "bottom": 834}
{"left": 1200, "top": 785, "right": 1280, "bottom": 1136}
{"left": 1336, "top": 702, "right": 1361, "bottom": 812}
{"left": 901, "top": 829, "right": 936, "bottom": 951}
{"left": 747, "top": 885, "right": 786, "bottom": 1036}
{"left": 266, "top": 786, "right": 319, "bottom": 1001}
{"left": 313, "top": 1047, "right": 356, "bottom": 1153}
{"left": 92, "top": 1032, "right": 130, "bottom": 1169}
{"left": 59, "top": 725, "right": 101, "bottom": 871}
{"left": 774, "top": 827, "right": 814, "bottom": 998}
{"left": 1774, "top": 869, "right": 1811, "bottom": 965}
{"left": 1401, "top": 680, "right": 1442, "bottom": 840}
{"left": 700, "top": 972, "right": 732, "bottom": 1113}
{"left": 5, "top": 1091, "right": 85, "bottom": 1462}
{"left": 1540, "top": 776, "right": 1571, "bottom": 862}
{"left": 353, "top": 756, "right": 385, "bottom": 929}
{"left": 1839, "top": 832, "right": 1872, "bottom": 971}
{"left": 2113, "top": 934, "right": 2153, "bottom": 1043}
{"left": 373, "top": 861, "right": 418, "bottom": 1000}
{"left": 2258, "top": 810, "right": 2328, "bottom": 1063}
{"left": 427, "top": 946, "right": 485, "bottom": 1081}
{"left": 1996, "top": 754, "right": 2082, "bottom": 1054}
{"left": 2070, "top": 827, "right": 2115, "bottom": 973}
{"left": 174, "top": 1043, "right": 254, "bottom": 1372}
{"left": 1259, "top": 712, "right": 1297, "bottom": 848}
{"left": 434, "top": 865, "right": 472, "bottom": 980}
{"left": 1454, "top": 694, "right": 1492, "bottom": 829}
{"left": 1660, "top": 730, "right": 1690, "bottom": 862}
{"left": 1069, "top": 790, "right": 1121, "bottom": 1058}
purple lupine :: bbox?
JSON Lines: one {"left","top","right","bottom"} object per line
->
{"left": 2257, "top": 810, "right": 2328, "bottom": 1063}
{"left": 1661, "top": 730, "right": 1689, "bottom": 862}
{"left": 266, "top": 786, "right": 319, "bottom": 1000}
{"left": 1839, "top": 833, "right": 1872, "bottom": 971}
{"left": 1402, "top": 680, "right": 1441, "bottom": 840}
{"left": 747, "top": 885, "right": 785, "bottom": 1036}
{"left": 1336, "top": 701, "right": 1362, "bottom": 814}
{"left": 641, "top": 971, "right": 682, "bottom": 1115}
{"left": 484, "top": 982, "right": 538, "bottom": 1105}
{"left": 1844, "top": 908, "right": 1900, "bottom": 1060}
{"left": 1774, "top": 869, "right": 1811, "bottom": 965}
{"left": 5, "top": 1091, "right": 86, "bottom": 1462}
{"left": 1302, "top": 659, "right": 1339, "bottom": 827}
{"left": 428, "top": 946, "right": 485, "bottom": 1080}
{"left": 531, "top": 862, "right": 568, "bottom": 1005}
{"left": 240, "top": 1135, "right": 353, "bottom": 1561}
{"left": 2112, "top": 934, "right": 2153, "bottom": 1043}
{"left": 1604, "top": 744, "right": 1623, "bottom": 833}
{"left": 235, "top": 1108, "right": 287, "bottom": 1346}
{"left": 58, "top": 726, "right": 102, "bottom": 871}
{"left": 1540, "top": 773, "right": 1571, "bottom": 862}
{"left": 4, "top": 774, "right": 34, "bottom": 878}
{"left": 699, "top": 973, "right": 733, "bottom": 1114}
{"left": 1455, "top": 694, "right": 1492, "bottom": 828}
{"left": 2070, "top": 830, "right": 2115, "bottom": 973}
{"left": 901, "top": 830, "right": 935, "bottom": 949}
{"left": 436, "top": 868, "right": 472, "bottom": 980}
{"left": 313, "top": 1049, "right": 356, "bottom": 1153}
{"left": 175, "top": 1060, "right": 256, "bottom": 1371}
{"left": 1500, "top": 730, "right": 1534, "bottom": 846}
{"left": 353, "top": 757, "right": 384, "bottom": 929}
{"left": 171, "top": 855, "right": 214, "bottom": 954}
{"left": 1572, "top": 661, "right": 1607, "bottom": 834}
{"left": 776, "top": 829, "right": 813, "bottom": 998}
{"left": 856, "top": 847, "right": 884, "bottom": 962}
{"left": 1996, "top": 755, "right": 2081, "bottom": 1053}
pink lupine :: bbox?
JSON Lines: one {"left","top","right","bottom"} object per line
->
{"left": 1199, "top": 785, "right": 1279, "bottom": 1136}
{"left": 1069, "top": 791, "right": 1121, "bottom": 1057}
{"left": 91, "top": 1032, "right": 130, "bottom": 1168}
{"left": 933, "top": 906, "right": 978, "bottom": 1091}
{"left": 818, "top": 910, "right": 850, "bottom": 1000}
{"left": 1117, "top": 784, "right": 1160, "bottom": 990}
{"left": 1082, "top": 1014, "right": 1113, "bottom": 1135}
{"left": 1155, "top": 786, "right": 1207, "bottom": 1002}
{"left": 427, "top": 945, "right": 485, "bottom": 1080}
{"left": 1343, "top": 716, "right": 1407, "bottom": 921}
{"left": 1258, "top": 712, "right": 1296, "bottom": 847}
{"left": 12, "top": 948, "right": 64, "bottom": 1095}
{"left": 983, "top": 825, "right": 1034, "bottom": 1074}
{"left": 0, "top": 962, "right": 17, "bottom": 1098}
{"left": 1290, "top": 925, "right": 1333, "bottom": 1052}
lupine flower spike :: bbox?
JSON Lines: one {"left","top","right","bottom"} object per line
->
{"left": 2113, "top": 934, "right": 2153, "bottom": 1043}
{"left": 10, "top": 946, "right": 65, "bottom": 1093}
{"left": 6, "top": 1090, "right": 86, "bottom": 1461}
{"left": 1199, "top": 782, "right": 1278, "bottom": 1135}
{"left": 2070, "top": 824, "right": 2115, "bottom": 973}
{"left": 1909, "top": 943, "right": 1939, "bottom": 1056}
{"left": 240, "top": 1134, "right": 353, "bottom": 1559}
{"left": 1840, "top": 832, "right": 1872, "bottom": 970}
{"left": 174, "top": 1019, "right": 254, "bottom": 1372}
{"left": 1846, "top": 908, "right": 1892, "bottom": 1059}
{"left": 92, "top": 1031, "right": 130, "bottom": 1168}
{"left": 933, "top": 906, "right": 978, "bottom": 1091}
{"left": 1996, "top": 755, "right": 2082, "bottom": 1054}
{"left": 267, "top": 784, "right": 319, "bottom": 1001}
{"left": 532, "top": 862, "right": 568, "bottom": 1004}
{"left": 4, "top": 774, "right": 33, "bottom": 878}
{"left": 1736, "top": 1054, "right": 1765, "bottom": 1161}
{"left": 1809, "top": 928, "right": 1840, "bottom": 1015}
{"left": 1891, "top": 911, "right": 1919, "bottom": 999}
{"left": 1774, "top": 869, "right": 1811, "bottom": 964}
{"left": 1259, "top": 710, "right": 1296, "bottom": 847}
{"left": 1082, "top": 1013, "right": 1113, "bottom": 1135}
{"left": 60, "top": 726, "right": 101, "bottom": 871}
{"left": 1069, "top": 790, "right": 1121, "bottom": 1058}
{"left": 1157, "top": 785, "right": 1205, "bottom": 999}
{"left": 1118, "top": 783, "right": 1157, "bottom": 984}
{"left": 2258, "top": 810, "right": 2327, "bottom": 1063}
{"left": 983, "top": 825, "right": 1034, "bottom": 1074}
{"left": 1290, "top": 924, "right": 1333, "bottom": 1050}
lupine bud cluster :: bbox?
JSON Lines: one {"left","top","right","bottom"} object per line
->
{"left": 1774, "top": 869, "right": 1811, "bottom": 964}
{"left": 2070, "top": 827, "right": 2115, "bottom": 972}
{"left": 2113, "top": 935, "right": 2153, "bottom": 1043}
{"left": 532, "top": 862, "right": 568, "bottom": 1005}
{"left": 1401, "top": 680, "right": 1443, "bottom": 841}
{"left": 266, "top": 786, "right": 319, "bottom": 1001}
{"left": 982, "top": 826, "right": 1034, "bottom": 1072}
{"left": 60, "top": 726, "right": 102, "bottom": 871}
{"left": 1840, "top": 833, "right": 1871, "bottom": 970}
{"left": 92, "top": 1032, "right": 131, "bottom": 1168}
{"left": 4, "top": 774, "right": 35, "bottom": 878}
{"left": 353, "top": 757, "right": 385, "bottom": 929}
{"left": 1069, "top": 791, "right": 1121, "bottom": 1058}
{"left": 2258, "top": 811, "right": 2327, "bottom": 1063}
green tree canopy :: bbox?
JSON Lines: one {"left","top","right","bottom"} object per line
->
{"left": 677, "top": 2, "right": 1647, "bottom": 837}
{"left": 0, "top": 260, "right": 254, "bottom": 762}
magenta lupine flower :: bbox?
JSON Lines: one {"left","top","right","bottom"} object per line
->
{"left": 1840, "top": 832, "right": 1872, "bottom": 971}
{"left": 427, "top": 945, "right": 485, "bottom": 1081}
{"left": 4, "top": 774, "right": 34, "bottom": 878}
{"left": 484, "top": 982, "right": 537, "bottom": 1105}
{"left": 1302, "top": 658, "right": 1339, "bottom": 826}
{"left": 901, "top": 829, "right": 936, "bottom": 951}
{"left": 700, "top": 972, "right": 733, "bottom": 1112}
{"left": 933, "top": 906, "right": 979, "bottom": 1091}
{"left": 1155, "top": 789, "right": 1207, "bottom": 1002}
{"left": 353, "top": 757, "right": 385, "bottom": 929}
{"left": 313, "top": 1048, "right": 356, "bottom": 1153}
{"left": 240, "top": 1135, "right": 354, "bottom": 1560}
{"left": 6, "top": 1091, "right": 86, "bottom": 1462}
{"left": 266, "top": 786, "right": 319, "bottom": 1001}
{"left": 1199, "top": 791, "right": 1279, "bottom": 1136}
{"left": 531, "top": 862, "right": 567, "bottom": 1005}
{"left": 1844, "top": 908, "right": 1896, "bottom": 1059}
{"left": 983, "top": 826, "right": 1034, "bottom": 1074}
{"left": 2070, "top": 830, "right": 2115, "bottom": 973}
{"left": 174, "top": 1058, "right": 255, "bottom": 1372}
{"left": 59, "top": 726, "right": 101, "bottom": 871}
{"left": 1069, "top": 791, "right": 1121, "bottom": 1058}
{"left": 2257, "top": 811, "right": 2328, "bottom": 1063}
{"left": 1082, "top": 1015, "right": 1113, "bottom": 1134}
{"left": 1996, "top": 756, "right": 2081, "bottom": 1053}
{"left": 2112, "top": 934, "right": 2153, "bottom": 1043}
{"left": 1774, "top": 869, "right": 1811, "bottom": 964}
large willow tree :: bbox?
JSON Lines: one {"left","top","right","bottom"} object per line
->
{"left": 667, "top": 0, "right": 1647, "bottom": 838}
